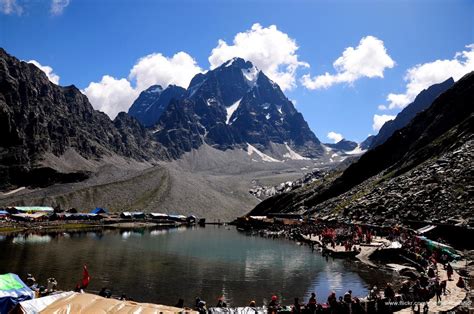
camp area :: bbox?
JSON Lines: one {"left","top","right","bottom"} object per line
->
{"left": 0, "top": 273, "right": 34, "bottom": 313}
{"left": 11, "top": 292, "right": 193, "bottom": 314}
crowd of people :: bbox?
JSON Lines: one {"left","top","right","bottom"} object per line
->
{"left": 244, "top": 221, "right": 470, "bottom": 313}
{"left": 16, "top": 221, "right": 469, "bottom": 313}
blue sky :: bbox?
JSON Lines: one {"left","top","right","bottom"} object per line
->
{"left": 1, "top": 0, "right": 473, "bottom": 142}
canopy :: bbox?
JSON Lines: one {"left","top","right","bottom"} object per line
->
{"left": 14, "top": 206, "right": 54, "bottom": 213}
{"left": 416, "top": 235, "right": 460, "bottom": 259}
{"left": 90, "top": 207, "right": 108, "bottom": 214}
{"left": 40, "top": 293, "right": 194, "bottom": 314}
{"left": 0, "top": 273, "right": 34, "bottom": 313}
{"left": 12, "top": 291, "right": 74, "bottom": 313}
{"left": 11, "top": 212, "right": 49, "bottom": 221}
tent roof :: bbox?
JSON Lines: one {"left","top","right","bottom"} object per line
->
{"left": 14, "top": 291, "right": 74, "bottom": 313}
{"left": 41, "top": 293, "right": 195, "bottom": 314}
{"left": 14, "top": 206, "right": 54, "bottom": 212}
{"left": 12, "top": 213, "right": 49, "bottom": 219}
{"left": 91, "top": 207, "right": 108, "bottom": 214}
{"left": 0, "top": 273, "right": 34, "bottom": 313}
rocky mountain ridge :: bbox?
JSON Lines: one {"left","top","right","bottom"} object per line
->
{"left": 131, "top": 57, "right": 324, "bottom": 159}
{"left": 0, "top": 48, "right": 167, "bottom": 189}
{"left": 368, "top": 77, "right": 454, "bottom": 149}
{"left": 248, "top": 72, "right": 474, "bottom": 225}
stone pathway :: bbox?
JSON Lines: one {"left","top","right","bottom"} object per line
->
{"left": 301, "top": 234, "right": 390, "bottom": 267}
{"left": 395, "top": 264, "right": 467, "bottom": 313}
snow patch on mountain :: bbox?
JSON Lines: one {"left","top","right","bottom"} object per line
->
{"left": 322, "top": 145, "right": 333, "bottom": 152}
{"left": 247, "top": 144, "right": 281, "bottom": 162}
{"left": 226, "top": 98, "right": 242, "bottom": 124}
{"left": 345, "top": 144, "right": 366, "bottom": 155}
{"left": 283, "top": 143, "right": 310, "bottom": 160}
{"left": 242, "top": 67, "right": 259, "bottom": 87}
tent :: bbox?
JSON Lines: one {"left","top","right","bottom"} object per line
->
{"left": 14, "top": 206, "right": 54, "bottom": 213}
{"left": 416, "top": 235, "right": 461, "bottom": 259}
{"left": 120, "top": 212, "right": 145, "bottom": 219}
{"left": 11, "top": 291, "right": 74, "bottom": 314}
{"left": 10, "top": 212, "right": 49, "bottom": 222}
{"left": 90, "top": 207, "right": 108, "bottom": 214}
{"left": 0, "top": 273, "right": 34, "bottom": 313}
{"left": 39, "top": 292, "right": 195, "bottom": 314}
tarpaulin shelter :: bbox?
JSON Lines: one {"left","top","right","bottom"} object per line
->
{"left": 0, "top": 273, "right": 34, "bottom": 313}
{"left": 120, "top": 212, "right": 145, "bottom": 219}
{"left": 11, "top": 291, "right": 74, "bottom": 314}
{"left": 10, "top": 212, "right": 49, "bottom": 222}
{"left": 90, "top": 207, "right": 108, "bottom": 214}
{"left": 14, "top": 207, "right": 54, "bottom": 213}
{"left": 416, "top": 235, "right": 460, "bottom": 259}
{"left": 39, "top": 292, "right": 195, "bottom": 314}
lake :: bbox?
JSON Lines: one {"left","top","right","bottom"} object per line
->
{"left": 0, "top": 226, "right": 394, "bottom": 307}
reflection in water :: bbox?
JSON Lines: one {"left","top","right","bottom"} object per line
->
{"left": 0, "top": 226, "right": 394, "bottom": 307}
{"left": 12, "top": 234, "right": 52, "bottom": 244}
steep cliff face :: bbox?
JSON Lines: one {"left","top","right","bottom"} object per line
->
{"left": 150, "top": 58, "right": 323, "bottom": 159}
{"left": 128, "top": 84, "right": 186, "bottom": 127}
{"left": 0, "top": 48, "right": 166, "bottom": 189}
{"left": 249, "top": 72, "right": 474, "bottom": 225}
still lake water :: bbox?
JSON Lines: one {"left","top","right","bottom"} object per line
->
{"left": 0, "top": 226, "right": 393, "bottom": 307}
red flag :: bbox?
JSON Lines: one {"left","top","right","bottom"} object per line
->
{"left": 81, "top": 265, "right": 90, "bottom": 289}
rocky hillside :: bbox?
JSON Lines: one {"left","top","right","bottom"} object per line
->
{"left": 249, "top": 72, "right": 474, "bottom": 225}
{"left": 132, "top": 57, "right": 324, "bottom": 159}
{"left": 0, "top": 48, "right": 166, "bottom": 190}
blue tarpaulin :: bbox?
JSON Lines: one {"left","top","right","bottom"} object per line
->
{"left": 0, "top": 273, "right": 34, "bottom": 313}
{"left": 90, "top": 207, "right": 108, "bottom": 214}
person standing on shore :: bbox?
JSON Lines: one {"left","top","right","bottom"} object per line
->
{"left": 446, "top": 263, "right": 453, "bottom": 280}
{"left": 307, "top": 292, "right": 317, "bottom": 313}
{"left": 292, "top": 297, "right": 301, "bottom": 313}
{"left": 268, "top": 295, "right": 279, "bottom": 314}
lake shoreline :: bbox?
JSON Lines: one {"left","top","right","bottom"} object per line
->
{"left": 1, "top": 219, "right": 471, "bottom": 312}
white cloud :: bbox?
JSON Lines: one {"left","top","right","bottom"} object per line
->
{"left": 327, "top": 131, "right": 343, "bottom": 143}
{"left": 0, "top": 0, "right": 23, "bottom": 15}
{"left": 208, "top": 23, "right": 308, "bottom": 91}
{"left": 129, "top": 52, "right": 202, "bottom": 91}
{"left": 28, "top": 60, "right": 60, "bottom": 84}
{"left": 372, "top": 114, "right": 395, "bottom": 131}
{"left": 50, "top": 0, "right": 70, "bottom": 16}
{"left": 83, "top": 51, "right": 201, "bottom": 118}
{"left": 83, "top": 75, "right": 139, "bottom": 119}
{"left": 382, "top": 44, "right": 474, "bottom": 110}
{"left": 302, "top": 36, "right": 395, "bottom": 90}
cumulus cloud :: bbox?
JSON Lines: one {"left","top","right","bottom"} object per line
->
{"left": 372, "top": 114, "right": 395, "bottom": 131}
{"left": 327, "top": 131, "right": 343, "bottom": 143}
{"left": 83, "top": 75, "right": 139, "bottom": 119}
{"left": 301, "top": 36, "right": 395, "bottom": 90}
{"left": 129, "top": 52, "right": 202, "bottom": 91}
{"left": 209, "top": 23, "right": 308, "bottom": 91}
{"left": 50, "top": 0, "right": 70, "bottom": 16}
{"left": 0, "top": 0, "right": 23, "bottom": 15}
{"left": 28, "top": 60, "right": 60, "bottom": 84}
{"left": 382, "top": 44, "right": 474, "bottom": 110}
{"left": 83, "top": 51, "right": 201, "bottom": 118}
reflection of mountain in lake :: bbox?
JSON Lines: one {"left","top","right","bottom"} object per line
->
{"left": 0, "top": 227, "right": 394, "bottom": 306}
